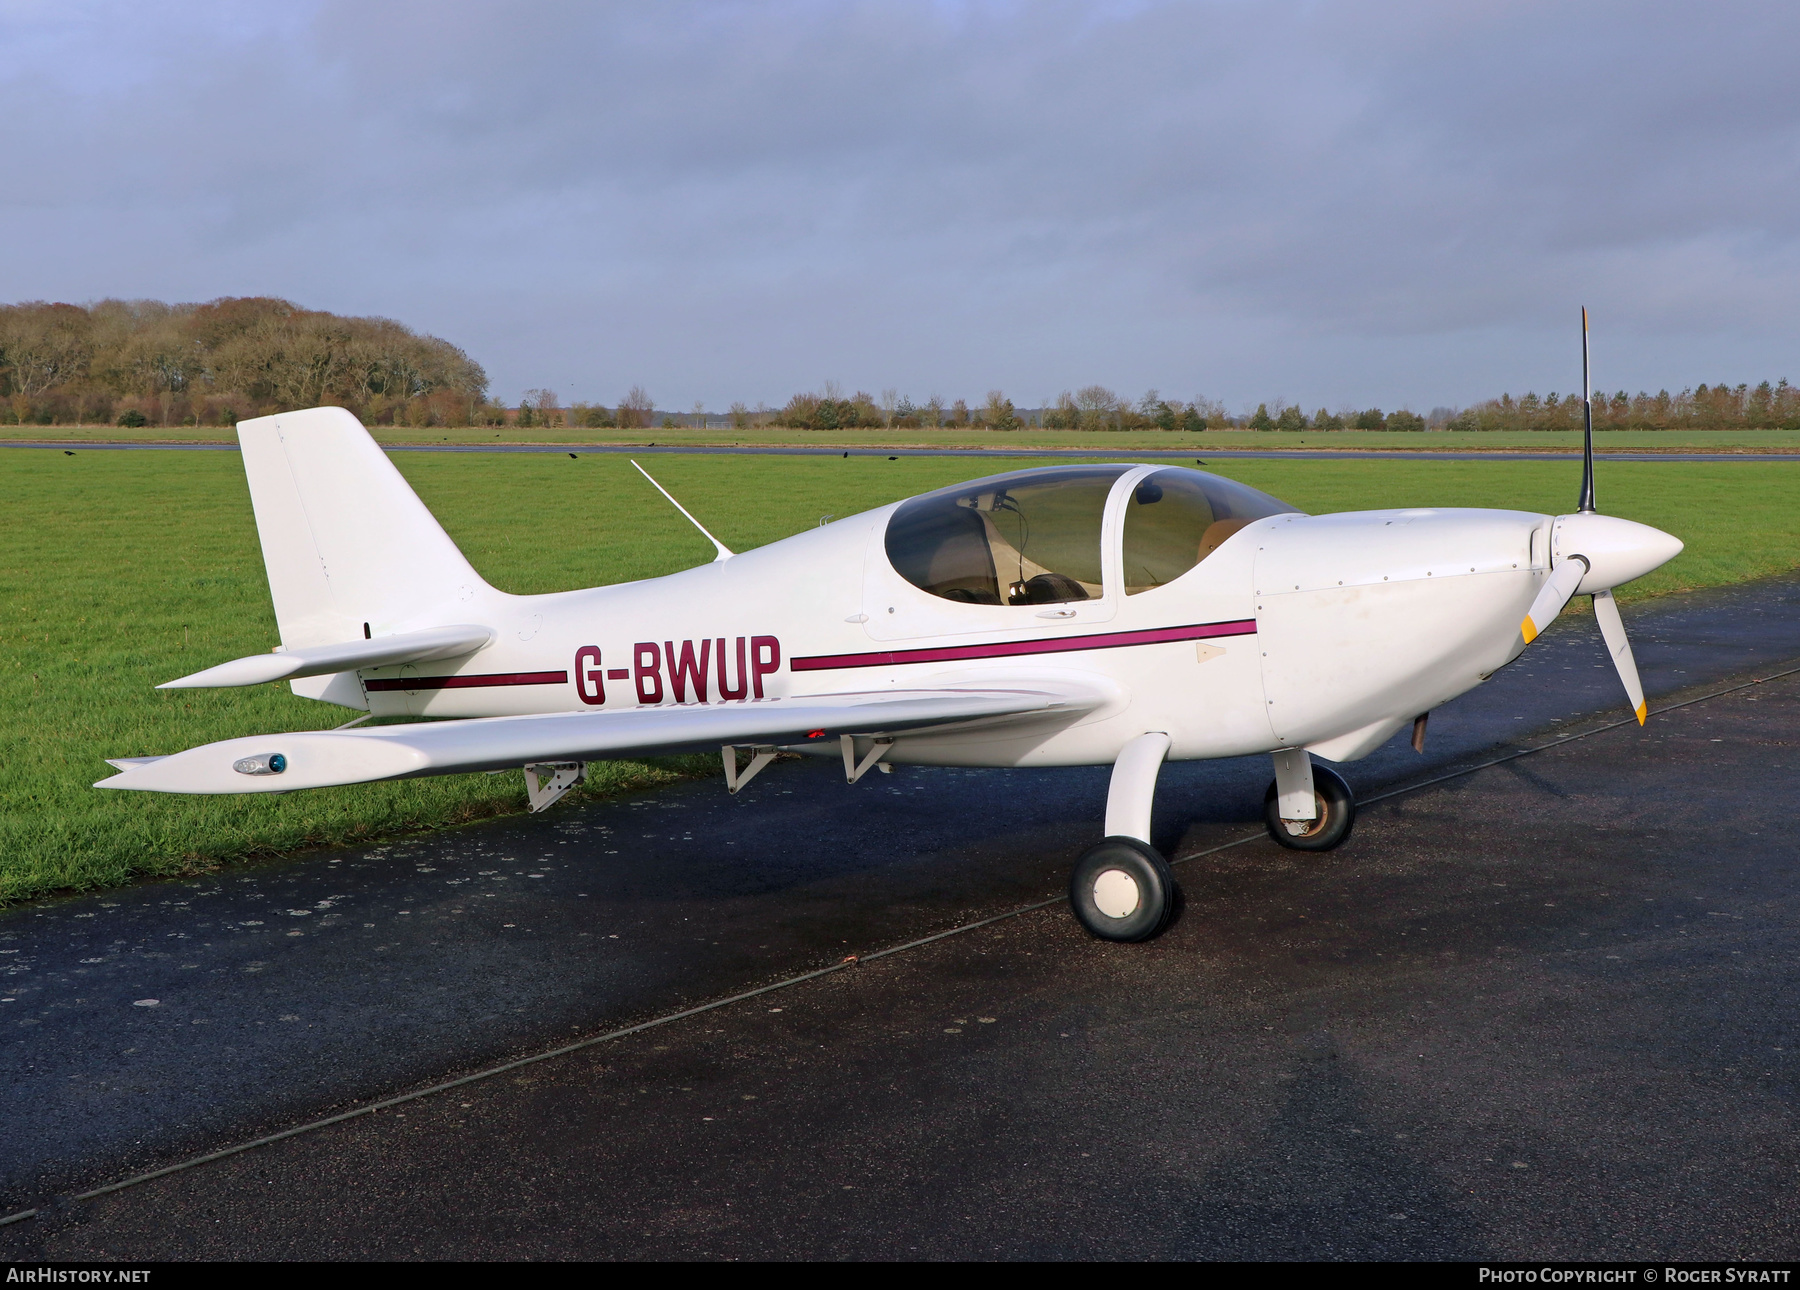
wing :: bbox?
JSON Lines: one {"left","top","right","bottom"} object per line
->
{"left": 94, "top": 685, "right": 1101, "bottom": 795}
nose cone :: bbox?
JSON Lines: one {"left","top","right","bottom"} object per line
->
{"left": 1554, "top": 512, "right": 1684, "bottom": 593}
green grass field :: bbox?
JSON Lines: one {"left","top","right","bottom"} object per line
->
{"left": 4, "top": 448, "right": 1797, "bottom": 906}
{"left": 8, "top": 423, "right": 1800, "bottom": 454}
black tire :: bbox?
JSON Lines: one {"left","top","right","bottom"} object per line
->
{"left": 1068, "top": 837, "right": 1178, "bottom": 943}
{"left": 1263, "top": 763, "right": 1356, "bottom": 852}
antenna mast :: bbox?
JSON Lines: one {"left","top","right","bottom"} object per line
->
{"left": 1577, "top": 307, "right": 1596, "bottom": 514}
{"left": 631, "top": 460, "right": 735, "bottom": 562}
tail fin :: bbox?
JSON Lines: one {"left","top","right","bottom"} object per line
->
{"left": 237, "top": 407, "right": 489, "bottom": 648}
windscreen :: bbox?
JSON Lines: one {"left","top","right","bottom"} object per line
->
{"left": 885, "top": 466, "right": 1129, "bottom": 606}
{"left": 1121, "top": 467, "right": 1298, "bottom": 594}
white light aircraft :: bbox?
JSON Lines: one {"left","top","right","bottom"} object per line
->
{"left": 100, "top": 315, "right": 1681, "bottom": 942}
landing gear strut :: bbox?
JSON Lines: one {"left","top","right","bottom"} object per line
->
{"left": 1069, "top": 732, "right": 1179, "bottom": 942}
{"left": 1263, "top": 751, "right": 1356, "bottom": 851}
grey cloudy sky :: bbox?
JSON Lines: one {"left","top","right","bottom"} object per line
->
{"left": 4, "top": 0, "right": 1796, "bottom": 411}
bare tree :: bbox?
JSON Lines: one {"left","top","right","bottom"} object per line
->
{"left": 522, "top": 388, "right": 560, "bottom": 428}
{"left": 0, "top": 303, "right": 91, "bottom": 401}
{"left": 267, "top": 313, "right": 357, "bottom": 409}
{"left": 1075, "top": 385, "right": 1120, "bottom": 430}
{"left": 1191, "top": 396, "right": 1229, "bottom": 425}
{"left": 617, "top": 385, "right": 654, "bottom": 429}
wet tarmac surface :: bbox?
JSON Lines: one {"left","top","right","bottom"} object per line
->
{"left": 4, "top": 576, "right": 1800, "bottom": 1258}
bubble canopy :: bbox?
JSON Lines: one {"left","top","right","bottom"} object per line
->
{"left": 883, "top": 465, "right": 1298, "bottom": 607}
{"left": 1122, "top": 467, "right": 1298, "bottom": 595}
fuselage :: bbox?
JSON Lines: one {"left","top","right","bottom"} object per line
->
{"left": 337, "top": 464, "right": 1583, "bottom": 771}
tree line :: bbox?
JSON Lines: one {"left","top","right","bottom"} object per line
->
{"left": 6, "top": 299, "right": 1795, "bottom": 434}
{"left": 0, "top": 298, "right": 489, "bottom": 428}
{"left": 1442, "top": 382, "right": 1800, "bottom": 432}
{"left": 553, "top": 382, "right": 1800, "bottom": 434}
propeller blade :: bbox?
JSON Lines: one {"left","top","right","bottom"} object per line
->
{"left": 1591, "top": 588, "right": 1648, "bottom": 724}
{"left": 1520, "top": 556, "right": 1588, "bottom": 643}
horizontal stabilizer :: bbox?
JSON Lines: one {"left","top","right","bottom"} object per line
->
{"left": 159, "top": 625, "right": 494, "bottom": 689}
{"left": 96, "top": 686, "right": 1099, "bottom": 795}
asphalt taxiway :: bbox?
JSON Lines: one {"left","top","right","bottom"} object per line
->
{"left": 4, "top": 577, "right": 1800, "bottom": 1258}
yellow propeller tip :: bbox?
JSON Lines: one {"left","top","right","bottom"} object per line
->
{"left": 1520, "top": 617, "right": 1538, "bottom": 644}
{"left": 1635, "top": 701, "right": 1648, "bottom": 725}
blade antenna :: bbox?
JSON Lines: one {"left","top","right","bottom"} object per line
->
{"left": 631, "top": 460, "right": 734, "bottom": 562}
{"left": 1577, "top": 306, "right": 1597, "bottom": 514}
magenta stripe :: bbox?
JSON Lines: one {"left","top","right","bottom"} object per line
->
{"left": 790, "top": 619, "right": 1257, "bottom": 673}
{"left": 365, "top": 670, "right": 568, "bottom": 692}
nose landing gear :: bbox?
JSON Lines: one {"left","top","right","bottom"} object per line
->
{"left": 1263, "top": 756, "right": 1356, "bottom": 851}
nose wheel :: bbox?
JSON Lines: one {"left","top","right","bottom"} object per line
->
{"left": 1069, "top": 838, "right": 1177, "bottom": 942}
{"left": 1263, "top": 763, "right": 1356, "bottom": 851}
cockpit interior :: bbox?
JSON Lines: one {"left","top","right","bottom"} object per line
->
{"left": 884, "top": 465, "right": 1298, "bottom": 607}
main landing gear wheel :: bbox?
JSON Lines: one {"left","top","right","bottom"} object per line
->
{"left": 1069, "top": 838, "right": 1178, "bottom": 943}
{"left": 1263, "top": 764, "right": 1356, "bottom": 852}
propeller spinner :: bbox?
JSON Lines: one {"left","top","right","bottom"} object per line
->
{"left": 1515, "top": 309, "right": 1682, "bottom": 723}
